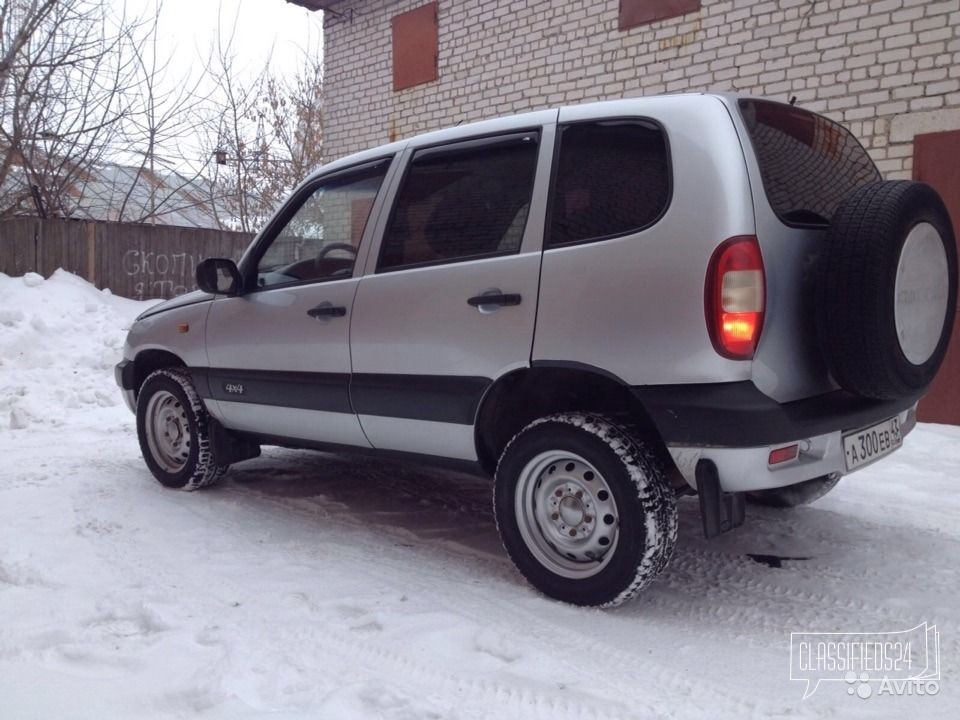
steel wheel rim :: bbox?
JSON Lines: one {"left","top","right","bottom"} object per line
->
{"left": 144, "top": 390, "right": 191, "bottom": 473}
{"left": 894, "top": 222, "right": 950, "bottom": 366}
{"left": 515, "top": 451, "right": 620, "bottom": 579}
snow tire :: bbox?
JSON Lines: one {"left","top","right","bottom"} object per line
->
{"left": 494, "top": 413, "right": 678, "bottom": 608}
{"left": 136, "top": 368, "right": 227, "bottom": 490}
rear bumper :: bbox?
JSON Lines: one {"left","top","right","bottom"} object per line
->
{"left": 631, "top": 382, "right": 921, "bottom": 446}
{"left": 631, "top": 382, "right": 921, "bottom": 491}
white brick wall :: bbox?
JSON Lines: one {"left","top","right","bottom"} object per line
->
{"left": 323, "top": 0, "right": 960, "bottom": 179}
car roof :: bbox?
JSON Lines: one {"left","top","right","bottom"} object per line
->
{"left": 308, "top": 92, "right": 741, "bottom": 181}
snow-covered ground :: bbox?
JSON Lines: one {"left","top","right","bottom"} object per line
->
{"left": 1, "top": 270, "right": 958, "bottom": 719}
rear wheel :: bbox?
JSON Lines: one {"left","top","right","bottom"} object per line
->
{"left": 746, "top": 473, "right": 840, "bottom": 508}
{"left": 136, "top": 368, "right": 227, "bottom": 490}
{"left": 494, "top": 413, "right": 677, "bottom": 607}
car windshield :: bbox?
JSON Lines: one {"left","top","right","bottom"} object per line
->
{"left": 739, "top": 99, "right": 881, "bottom": 227}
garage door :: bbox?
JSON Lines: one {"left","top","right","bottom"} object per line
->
{"left": 914, "top": 129, "right": 960, "bottom": 425}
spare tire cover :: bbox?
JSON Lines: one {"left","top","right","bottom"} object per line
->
{"left": 815, "top": 181, "right": 958, "bottom": 400}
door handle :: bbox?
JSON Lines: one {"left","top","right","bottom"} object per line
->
{"left": 467, "top": 293, "right": 522, "bottom": 308}
{"left": 307, "top": 302, "right": 347, "bottom": 319}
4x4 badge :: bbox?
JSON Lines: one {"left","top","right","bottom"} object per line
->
{"left": 223, "top": 382, "right": 245, "bottom": 395}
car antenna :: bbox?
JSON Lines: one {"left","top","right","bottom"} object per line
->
{"left": 789, "top": 96, "right": 797, "bottom": 106}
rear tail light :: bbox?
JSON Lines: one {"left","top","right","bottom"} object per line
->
{"left": 705, "top": 236, "right": 765, "bottom": 360}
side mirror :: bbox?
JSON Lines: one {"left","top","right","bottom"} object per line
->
{"left": 196, "top": 258, "right": 242, "bottom": 296}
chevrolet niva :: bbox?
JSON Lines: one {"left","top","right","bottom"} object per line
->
{"left": 116, "top": 94, "right": 958, "bottom": 607}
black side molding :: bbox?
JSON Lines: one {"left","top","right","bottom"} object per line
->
{"left": 190, "top": 368, "right": 353, "bottom": 414}
{"left": 187, "top": 368, "right": 491, "bottom": 426}
{"left": 632, "top": 382, "right": 921, "bottom": 447}
{"left": 351, "top": 373, "right": 490, "bottom": 425}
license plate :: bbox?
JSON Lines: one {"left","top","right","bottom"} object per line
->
{"left": 843, "top": 416, "right": 902, "bottom": 472}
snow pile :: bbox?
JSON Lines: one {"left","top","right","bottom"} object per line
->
{"left": 0, "top": 269, "right": 154, "bottom": 431}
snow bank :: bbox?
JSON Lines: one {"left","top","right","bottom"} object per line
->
{"left": 0, "top": 270, "right": 155, "bottom": 431}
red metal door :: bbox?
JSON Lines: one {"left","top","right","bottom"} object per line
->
{"left": 914, "top": 130, "right": 960, "bottom": 425}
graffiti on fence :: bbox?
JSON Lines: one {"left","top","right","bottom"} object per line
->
{"left": 121, "top": 247, "right": 245, "bottom": 300}
{"left": 122, "top": 249, "right": 206, "bottom": 299}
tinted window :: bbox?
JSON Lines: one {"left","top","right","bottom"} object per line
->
{"left": 739, "top": 99, "right": 881, "bottom": 226}
{"left": 547, "top": 120, "right": 669, "bottom": 247}
{"left": 378, "top": 133, "right": 539, "bottom": 271}
{"left": 255, "top": 163, "right": 388, "bottom": 289}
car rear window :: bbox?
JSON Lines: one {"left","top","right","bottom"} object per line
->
{"left": 739, "top": 99, "right": 880, "bottom": 226}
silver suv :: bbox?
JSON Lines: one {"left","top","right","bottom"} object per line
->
{"left": 116, "top": 94, "right": 958, "bottom": 607}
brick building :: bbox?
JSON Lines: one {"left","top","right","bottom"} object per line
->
{"left": 295, "top": 0, "right": 959, "bottom": 166}
{"left": 289, "top": 0, "right": 959, "bottom": 423}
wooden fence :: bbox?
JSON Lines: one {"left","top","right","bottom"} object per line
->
{"left": 0, "top": 217, "right": 254, "bottom": 300}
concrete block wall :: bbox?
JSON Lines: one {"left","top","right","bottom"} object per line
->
{"left": 323, "top": 0, "right": 960, "bottom": 177}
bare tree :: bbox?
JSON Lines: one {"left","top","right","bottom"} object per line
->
{"left": 200, "top": 11, "right": 324, "bottom": 232}
{"left": 1, "top": 1, "right": 323, "bottom": 229}
{"left": 0, "top": 0, "right": 144, "bottom": 217}
{"left": 0, "top": 0, "right": 59, "bottom": 93}
{"left": 113, "top": 1, "right": 219, "bottom": 224}
{"left": 253, "top": 50, "right": 324, "bottom": 213}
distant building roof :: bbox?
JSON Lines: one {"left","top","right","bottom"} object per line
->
{"left": 0, "top": 159, "right": 245, "bottom": 229}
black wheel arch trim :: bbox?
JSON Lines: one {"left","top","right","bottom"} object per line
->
{"left": 115, "top": 359, "right": 136, "bottom": 390}
{"left": 528, "top": 359, "right": 632, "bottom": 385}
{"left": 472, "top": 362, "right": 656, "bottom": 472}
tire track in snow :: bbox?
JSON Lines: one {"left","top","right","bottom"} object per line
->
{"left": 217, "top": 481, "right": 762, "bottom": 717}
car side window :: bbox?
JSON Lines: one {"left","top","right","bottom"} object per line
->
{"left": 547, "top": 120, "right": 669, "bottom": 247}
{"left": 255, "top": 162, "right": 389, "bottom": 289}
{"left": 378, "top": 132, "right": 540, "bottom": 272}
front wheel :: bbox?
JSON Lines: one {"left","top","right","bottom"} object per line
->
{"left": 494, "top": 413, "right": 678, "bottom": 607}
{"left": 136, "top": 368, "right": 227, "bottom": 490}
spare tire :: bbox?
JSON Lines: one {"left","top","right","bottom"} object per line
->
{"left": 816, "top": 181, "right": 958, "bottom": 400}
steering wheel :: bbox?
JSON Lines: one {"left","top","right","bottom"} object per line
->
{"left": 314, "top": 242, "right": 359, "bottom": 279}
{"left": 317, "top": 242, "right": 358, "bottom": 262}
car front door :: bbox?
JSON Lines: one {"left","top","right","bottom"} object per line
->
{"left": 204, "top": 157, "right": 395, "bottom": 446}
{"left": 349, "top": 115, "right": 556, "bottom": 461}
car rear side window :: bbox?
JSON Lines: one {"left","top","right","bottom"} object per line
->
{"left": 378, "top": 132, "right": 539, "bottom": 271}
{"left": 739, "top": 99, "right": 881, "bottom": 226}
{"left": 546, "top": 120, "right": 670, "bottom": 247}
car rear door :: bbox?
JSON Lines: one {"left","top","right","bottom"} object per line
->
{"left": 349, "top": 114, "right": 557, "bottom": 461}
{"left": 202, "top": 157, "right": 396, "bottom": 446}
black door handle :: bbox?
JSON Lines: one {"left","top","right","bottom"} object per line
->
{"left": 467, "top": 293, "right": 522, "bottom": 307}
{"left": 307, "top": 303, "right": 346, "bottom": 319}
